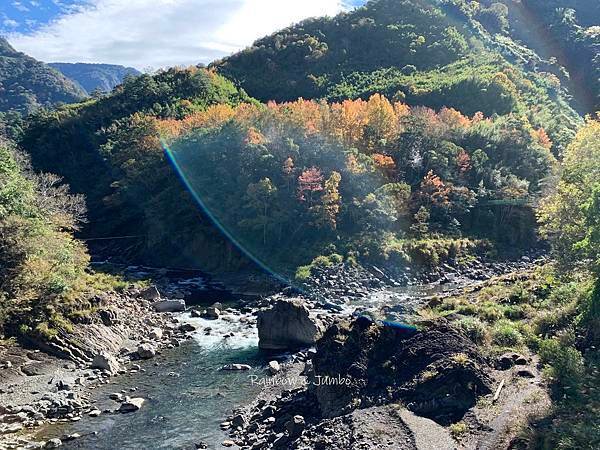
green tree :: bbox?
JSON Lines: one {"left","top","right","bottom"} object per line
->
{"left": 241, "top": 178, "right": 278, "bottom": 246}
{"left": 540, "top": 117, "right": 600, "bottom": 335}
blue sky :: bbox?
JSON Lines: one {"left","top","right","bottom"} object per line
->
{"left": 1, "top": 0, "right": 366, "bottom": 69}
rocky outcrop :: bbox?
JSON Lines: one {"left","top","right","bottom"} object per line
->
{"left": 309, "top": 318, "right": 493, "bottom": 424}
{"left": 257, "top": 299, "right": 324, "bottom": 350}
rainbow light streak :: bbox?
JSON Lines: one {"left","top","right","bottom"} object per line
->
{"left": 162, "top": 137, "right": 296, "bottom": 289}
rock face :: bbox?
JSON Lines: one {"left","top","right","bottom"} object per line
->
{"left": 90, "top": 352, "right": 120, "bottom": 374}
{"left": 309, "top": 318, "right": 493, "bottom": 424}
{"left": 257, "top": 299, "right": 324, "bottom": 350}
{"left": 152, "top": 299, "right": 186, "bottom": 313}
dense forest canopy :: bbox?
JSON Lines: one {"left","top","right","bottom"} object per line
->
{"left": 161, "top": 95, "right": 557, "bottom": 277}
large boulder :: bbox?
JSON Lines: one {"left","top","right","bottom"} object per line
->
{"left": 257, "top": 299, "right": 324, "bottom": 350}
{"left": 152, "top": 299, "right": 186, "bottom": 313}
{"left": 90, "top": 352, "right": 120, "bottom": 374}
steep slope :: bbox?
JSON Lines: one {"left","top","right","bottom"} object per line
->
{"left": 0, "top": 38, "right": 85, "bottom": 115}
{"left": 49, "top": 62, "right": 141, "bottom": 94}
{"left": 440, "top": 0, "right": 599, "bottom": 114}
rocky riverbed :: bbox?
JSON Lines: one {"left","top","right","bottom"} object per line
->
{"left": 0, "top": 253, "right": 548, "bottom": 449}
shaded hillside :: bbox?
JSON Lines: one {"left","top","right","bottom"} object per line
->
{"left": 20, "top": 67, "right": 254, "bottom": 269}
{"left": 212, "top": 0, "right": 581, "bottom": 153}
{"left": 49, "top": 62, "right": 141, "bottom": 94}
{"left": 0, "top": 38, "right": 85, "bottom": 115}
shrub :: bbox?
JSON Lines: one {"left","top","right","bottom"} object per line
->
{"left": 457, "top": 317, "right": 489, "bottom": 344}
{"left": 449, "top": 421, "right": 468, "bottom": 438}
{"left": 295, "top": 265, "right": 312, "bottom": 281}
{"left": 491, "top": 319, "right": 523, "bottom": 347}
{"left": 539, "top": 337, "right": 585, "bottom": 395}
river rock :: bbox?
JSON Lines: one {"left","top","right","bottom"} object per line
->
{"left": 267, "top": 361, "right": 280, "bottom": 375}
{"left": 148, "top": 328, "right": 163, "bottom": 340}
{"left": 257, "top": 299, "right": 324, "bottom": 350}
{"left": 202, "top": 307, "right": 220, "bottom": 320}
{"left": 137, "top": 343, "right": 156, "bottom": 359}
{"left": 231, "top": 414, "right": 246, "bottom": 428}
{"left": 91, "top": 352, "right": 120, "bottom": 374}
{"left": 221, "top": 364, "right": 251, "bottom": 371}
{"left": 119, "top": 397, "right": 145, "bottom": 413}
{"left": 178, "top": 323, "right": 197, "bottom": 333}
{"left": 153, "top": 299, "right": 186, "bottom": 313}
{"left": 109, "top": 392, "right": 124, "bottom": 402}
{"left": 99, "top": 309, "right": 119, "bottom": 326}
{"left": 44, "top": 438, "right": 62, "bottom": 448}
{"left": 140, "top": 286, "right": 161, "bottom": 301}
{"left": 285, "top": 415, "right": 305, "bottom": 438}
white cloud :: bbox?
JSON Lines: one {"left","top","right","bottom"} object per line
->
{"left": 7, "top": 0, "right": 344, "bottom": 69}
{"left": 12, "top": 1, "right": 30, "bottom": 12}
{"left": 3, "top": 18, "right": 20, "bottom": 28}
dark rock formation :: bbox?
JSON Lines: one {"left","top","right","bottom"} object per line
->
{"left": 310, "top": 318, "right": 493, "bottom": 425}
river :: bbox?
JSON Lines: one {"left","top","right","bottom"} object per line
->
{"left": 37, "top": 276, "right": 462, "bottom": 449}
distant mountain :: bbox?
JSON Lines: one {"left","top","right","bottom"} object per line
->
{"left": 0, "top": 38, "right": 86, "bottom": 115}
{"left": 49, "top": 62, "right": 141, "bottom": 95}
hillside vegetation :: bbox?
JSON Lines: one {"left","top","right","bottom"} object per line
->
{"left": 161, "top": 95, "right": 556, "bottom": 277}
{"left": 20, "top": 67, "right": 255, "bottom": 269}
{"left": 0, "top": 138, "right": 89, "bottom": 340}
{"left": 213, "top": 0, "right": 581, "bottom": 153}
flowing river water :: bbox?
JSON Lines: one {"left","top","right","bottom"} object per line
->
{"left": 36, "top": 274, "right": 462, "bottom": 450}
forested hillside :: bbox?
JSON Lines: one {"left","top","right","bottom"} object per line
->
{"left": 18, "top": 0, "right": 585, "bottom": 274}
{"left": 21, "top": 67, "right": 255, "bottom": 269}
{"left": 0, "top": 38, "right": 85, "bottom": 115}
{"left": 49, "top": 63, "right": 141, "bottom": 95}
{"left": 445, "top": 0, "right": 600, "bottom": 115}
{"left": 163, "top": 96, "right": 557, "bottom": 277}
{"left": 0, "top": 137, "right": 90, "bottom": 340}
{"left": 212, "top": 0, "right": 581, "bottom": 153}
